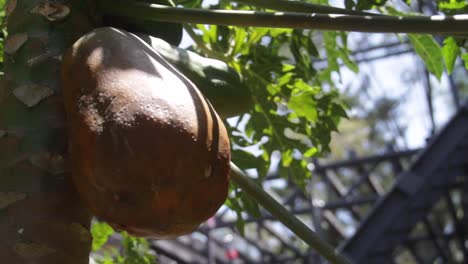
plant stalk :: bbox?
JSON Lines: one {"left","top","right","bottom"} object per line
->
{"left": 233, "top": 0, "right": 383, "bottom": 16}
{"left": 230, "top": 163, "right": 353, "bottom": 264}
{"left": 97, "top": 1, "right": 468, "bottom": 34}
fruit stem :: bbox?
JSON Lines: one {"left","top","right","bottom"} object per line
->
{"left": 230, "top": 162, "right": 353, "bottom": 264}
{"left": 97, "top": 0, "right": 468, "bottom": 34}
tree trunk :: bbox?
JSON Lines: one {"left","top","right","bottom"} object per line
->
{"left": 0, "top": 1, "right": 96, "bottom": 263}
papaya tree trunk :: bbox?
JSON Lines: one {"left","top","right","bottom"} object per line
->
{"left": 0, "top": 1, "right": 96, "bottom": 263}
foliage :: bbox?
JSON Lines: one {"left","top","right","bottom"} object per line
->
{"left": 204, "top": 25, "right": 348, "bottom": 226}
{"left": 435, "top": 0, "right": 468, "bottom": 75}
{"left": 438, "top": 0, "right": 467, "bottom": 10}
{"left": 442, "top": 37, "right": 461, "bottom": 74}
{"left": 194, "top": 1, "right": 349, "bottom": 193}
{"left": 179, "top": 14, "right": 348, "bottom": 232}
{"left": 91, "top": 222, "right": 157, "bottom": 264}
{"left": 408, "top": 34, "right": 444, "bottom": 80}
{"left": 91, "top": 222, "right": 115, "bottom": 251}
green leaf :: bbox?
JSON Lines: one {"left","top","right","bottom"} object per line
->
{"left": 282, "top": 64, "right": 295, "bottom": 72}
{"left": 120, "top": 232, "right": 156, "bottom": 264}
{"left": 269, "top": 28, "right": 292, "bottom": 37}
{"left": 442, "top": 37, "right": 460, "bottom": 74}
{"left": 281, "top": 149, "right": 294, "bottom": 167}
{"left": 304, "top": 147, "right": 318, "bottom": 158}
{"left": 320, "top": 32, "right": 340, "bottom": 82}
{"left": 240, "top": 190, "right": 261, "bottom": 218}
{"left": 345, "top": 0, "right": 355, "bottom": 9}
{"left": 356, "top": 0, "right": 387, "bottom": 10}
{"left": 91, "top": 222, "right": 115, "bottom": 251}
{"left": 231, "top": 148, "right": 264, "bottom": 170}
{"left": 231, "top": 27, "right": 248, "bottom": 55}
{"left": 331, "top": 102, "right": 349, "bottom": 119}
{"left": 462, "top": 53, "right": 468, "bottom": 69}
{"left": 408, "top": 34, "right": 444, "bottom": 80}
{"left": 288, "top": 86, "right": 319, "bottom": 122}
{"left": 226, "top": 187, "right": 247, "bottom": 235}
{"left": 438, "top": 0, "right": 467, "bottom": 10}
{"left": 338, "top": 48, "right": 359, "bottom": 73}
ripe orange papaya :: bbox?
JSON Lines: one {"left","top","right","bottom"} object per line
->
{"left": 61, "top": 27, "right": 230, "bottom": 238}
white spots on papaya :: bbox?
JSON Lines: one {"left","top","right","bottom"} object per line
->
{"left": 13, "top": 242, "right": 56, "bottom": 259}
{"left": 78, "top": 95, "right": 104, "bottom": 133}
{"left": 12, "top": 83, "right": 54, "bottom": 107}
{"left": 30, "top": 1, "right": 70, "bottom": 22}
{"left": 17, "top": 228, "right": 24, "bottom": 234}
{"left": 4, "top": 33, "right": 28, "bottom": 55}
{"left": 0, "top": 192, "right": 26, "bottom": 209}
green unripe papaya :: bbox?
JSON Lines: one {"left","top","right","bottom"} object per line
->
{"left": 102, "top": 1, "right": 182, "bottom": 46}
{"left": 137, "top": 34, "right": 253, "bottom": 118}
{"left": 102, "top": 17, "right": 183, "bottom": 47}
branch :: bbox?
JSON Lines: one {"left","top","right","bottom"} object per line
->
{"left": 229, "top": 163, "right": 353, "bottom": 264}
{"left": 233, "top": 0, "right": 383, "bottom": 16}
{"left": 97, "top": 1, "right": 468, "bottom": 34}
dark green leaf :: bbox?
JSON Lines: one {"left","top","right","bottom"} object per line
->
{"left": 91, "top": 222, "right": 115, "bottom": 251}
{"left": 462, "top": 53, "right": 468, "bottom": 69}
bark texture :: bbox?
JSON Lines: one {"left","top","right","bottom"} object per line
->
{"left": 0, "top": 1, "right": 96, "bottom": 263}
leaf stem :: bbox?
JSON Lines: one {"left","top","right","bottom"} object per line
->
{"left": 97, "top": 1, "right": 468, "bottom": 34}
{"left": 233, "top": 0, "right": 383, "bottom": 16}
{"left": 230, "top": 162, "right": 353, "bottom": 264}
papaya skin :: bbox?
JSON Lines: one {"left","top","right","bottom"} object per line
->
{"left": 61, "top": 27, "right": 230, "bottom": 238}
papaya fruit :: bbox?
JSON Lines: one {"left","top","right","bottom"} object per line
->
{"left": 137, "top": 34, "right": 252, "bottom": 118}
{"left": 61, "top": 27, "right": 230, "bottom": 238}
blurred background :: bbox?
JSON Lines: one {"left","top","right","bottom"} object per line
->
{"left": 139, "top": 35, "right": 468, "bottom": 264}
